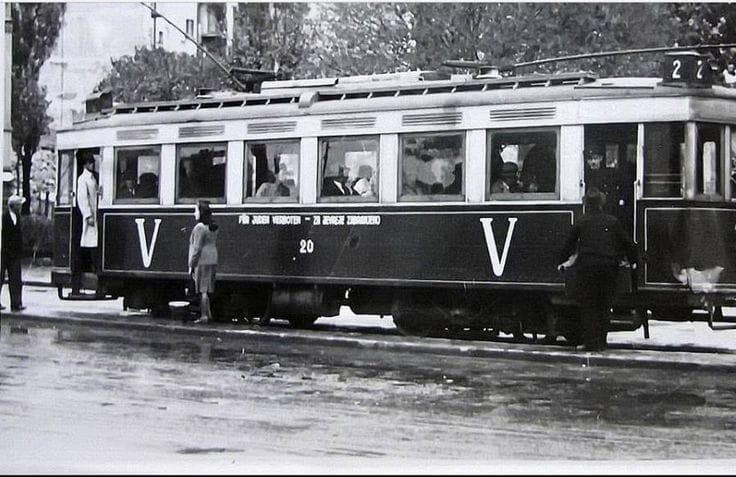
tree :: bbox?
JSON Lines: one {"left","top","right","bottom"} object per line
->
{"left": 97, "top": 47, "right": 229, "bottom": 104}
{"left": 97, "top": 3, "right": 315, "bottom": 103}
{"left": 670, "top": 3, "right": 736, "bottom": 70}
{"left": 403, "top": 3, "right": 682, "bottom": 77}
{"left": 308, "top": 3, "right": 412, "bottom": 77}
{"left": 231, "top": 2, "right": 313, "bottom": 79}
{"left": 11, "top": 2, "right": 66, "bottom": 214}
{"left": 313, "top": 3, "right": 685, "bottom": 79}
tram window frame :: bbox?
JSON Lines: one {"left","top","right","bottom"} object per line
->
{"left": 486, "top": 128, "right": 559, "bottom": 201}
{"left": 398, "top": 131, "right": 465, "bottom": 202}
{"left": 695, "top": 122, "right": 724, "bottom": 200}
{"left": 175, "top": 142, "right": 228, "bottom": 204}
{"left": 643, "top": 122, "right": 685, "bottom": 198}
{"left": 318, "top": 135, "right": 380, "bottom": 203}
{"left": 113, "top": 146, "right": 162, "bottom": 204}
{"left": 57, "top": 150, "right": 75, "bottom": 206}
{"left": 730, "top": 126, "right": 736, "bottom": 200}
{"left": 243, "top": 139, "right": 300, "bottom": 203}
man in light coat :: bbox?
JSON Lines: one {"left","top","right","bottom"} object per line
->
{"left": 71, "top": 153, "right": 99, "bottom": 294}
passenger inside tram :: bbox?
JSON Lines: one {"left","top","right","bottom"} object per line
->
{"left": 491, "top": 162, "right": 522, "bottom": 194}
{"left": 117, "top": 170, "right": 137, "bottom": 199}
{"left": 136, "top": 173, "right": 159, "bottom": 198}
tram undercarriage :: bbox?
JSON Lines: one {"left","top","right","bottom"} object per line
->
{"left": 53, "top": 268, "right": 736, "bottom": 341}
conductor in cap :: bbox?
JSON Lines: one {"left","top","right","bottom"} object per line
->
{"left": 1, "top": 194, "right": 27, "bottom": 311}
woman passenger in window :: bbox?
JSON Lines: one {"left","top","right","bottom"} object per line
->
{"left": 188, "top": 200, "right": 219, "bottom": 324}
{"left": 352, "top": 165, "right": 376, "bottom": 197}
{"left": 255, "top": 170, "right": 290, "bottom": 197}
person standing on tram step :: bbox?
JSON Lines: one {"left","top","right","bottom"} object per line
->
{"left": 188, "top": 200, "right": 219, "bottom": 324}
{"left": 72, "top": 152, "right": 99, "bottom": 295}
{"left": 1, "top": 195, "right": 27, "bottom": 312}
{"left": 557, "top": 187, "right": 638, "bottom": 351}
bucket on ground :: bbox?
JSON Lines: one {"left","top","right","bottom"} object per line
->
{"left": 169, "top": 301, "right": 192, "bottom": 322}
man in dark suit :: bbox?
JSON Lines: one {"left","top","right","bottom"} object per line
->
{"left": 1, "top": 194, "right": 26, "bottom": 311}
{"left": 322, "top": 166, "right": 359, "bottom": 197}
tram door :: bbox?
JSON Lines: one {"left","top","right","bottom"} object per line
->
{"left": 583, "top": 124, "right": 638, "bottom": 237}
{"left": 69, "top": 148, "right": 101, "bottom": 292}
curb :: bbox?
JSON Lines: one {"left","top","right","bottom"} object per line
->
{"left": 5, "top": 310, "right": 736, "bottom": 373}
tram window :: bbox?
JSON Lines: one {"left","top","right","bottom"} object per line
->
{"left": 643, "top": 123, "right": 685, "bottom": 198}
{"left": 318, "top": 135, "right": 379, "bottom": 202}
{"left": 696, "top": 123, "right": 722, "bottom": 198}
{"left": 244, "top": 140, "right": 299, "bottom": 203}
{"left": 114, "top": 146, "right": 161, "bottom": 203}
{"left": 176, "top": 143, "right": 227, "bottom": 203}
{"left": 399, "top": 132, "right": 464, "bottom": 201}
{"left": 730, "top": 128, "right": 736, "bottom": 199}
{"left": 487, "top": 129, "right": 558, "bottom": 200}
{"left": 584, "top": 124, "right": 637, "bottom": 224}
{"left": 57, "top": 150, "right": 74, "bottom": 206}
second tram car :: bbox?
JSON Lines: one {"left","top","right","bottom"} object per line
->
{"left": 52, "top": 51, "right": 736, "bottom": 341}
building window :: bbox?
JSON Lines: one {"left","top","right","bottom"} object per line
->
{"left": 400, "top": 132, "right": 464, "bottom": 201}
{"left": 244, "top": 140, "right": 299, "bottom": 203}
{"left": 319, "top": 136, "right": 379, "bottom": 201}
{"left": 176, "top": 143, "right": 227, "bottom": 203}
{"left": 487, "top": 129, "right": 558, "bottom": 200}
{"left": 114, "top": 146, "right": 161, "bottom": 204}
{"left": 643, "top": 122, "right": 685, "bottom": 198}
{"left": 186, "top": 19, "right": 194, "bottom": 37}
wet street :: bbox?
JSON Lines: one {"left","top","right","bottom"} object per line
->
{"left": 1, "top": 317, "right": 736, "bottom": 473}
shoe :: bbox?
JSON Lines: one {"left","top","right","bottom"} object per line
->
{"left": 193, "top": 317, "right": 209, "bottom": 324}
{"left": 11, "top": 305, "right": 26, "bottom": 312}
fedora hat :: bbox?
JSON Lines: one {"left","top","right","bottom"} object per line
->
{"left": 8, "top": 194, "right": 26, "bottom": 206}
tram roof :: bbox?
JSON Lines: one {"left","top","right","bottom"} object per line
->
{"left": 65, "top": 71, "right": 736, "bottom": 131}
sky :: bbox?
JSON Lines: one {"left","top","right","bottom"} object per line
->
{"left": 39, "top": 2, "right": 170, "bottom": 130}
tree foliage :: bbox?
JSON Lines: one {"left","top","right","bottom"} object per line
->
{"left": 317, "top": 3, "right": 685, "bottom": 78}
{"left": 11, "top": 2, "right": 66, "bottom": 214}
{"left": 308, "top": 3, "right": 412, "bottom": 77}
{"left": 98, "top": 47, "right": 229, "bottom": 104}
{"left": 231, "top": 2, "right": 312, "bottom": 79}
{"left": 96, "top": 3, "right": 730, "bottom": 103}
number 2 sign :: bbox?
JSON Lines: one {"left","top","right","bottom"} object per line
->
{"left": 662, "top": 52, "right": 714, "bottom": 87}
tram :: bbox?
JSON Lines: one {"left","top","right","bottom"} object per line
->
{"left": 52, "top": 50, "right": 736, "bottom": 342}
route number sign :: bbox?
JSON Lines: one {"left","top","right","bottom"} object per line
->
{"left": 662, "top": 52, "right": 714, "bottom": 87}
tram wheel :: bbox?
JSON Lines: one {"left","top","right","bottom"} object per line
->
{"left": 288, "top": 315, "right": 318, "bottom": 329}
{"left": 391, "top": 298, "right": 447, "bottom": 337}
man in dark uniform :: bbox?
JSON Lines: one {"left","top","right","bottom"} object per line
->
{"left": 558, "top": 188, "right": 638, "bottom": 351}
{"left": 1, "top": 194, "right": 26, "bottom": 311}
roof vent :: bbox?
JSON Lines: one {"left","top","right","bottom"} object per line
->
{"left": 196, "top": 87, "right": 214, "bottom": 98}
{"left": 84, "top": 88, "right": 113, "bottom": 116}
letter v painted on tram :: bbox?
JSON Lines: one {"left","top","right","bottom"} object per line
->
{"left": 479, "top": 217, "right": 518, "bottom": 277}
{"left": 134, "top": 218, "right": 162, "bottom": 268}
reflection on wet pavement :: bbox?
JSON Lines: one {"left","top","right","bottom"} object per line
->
{"left": 1, "top": 318, "right": 736, "bottom": 472}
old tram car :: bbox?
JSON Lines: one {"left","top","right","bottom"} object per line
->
{"left": 52, "top": 52, "right": 736, "bottom": 341}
